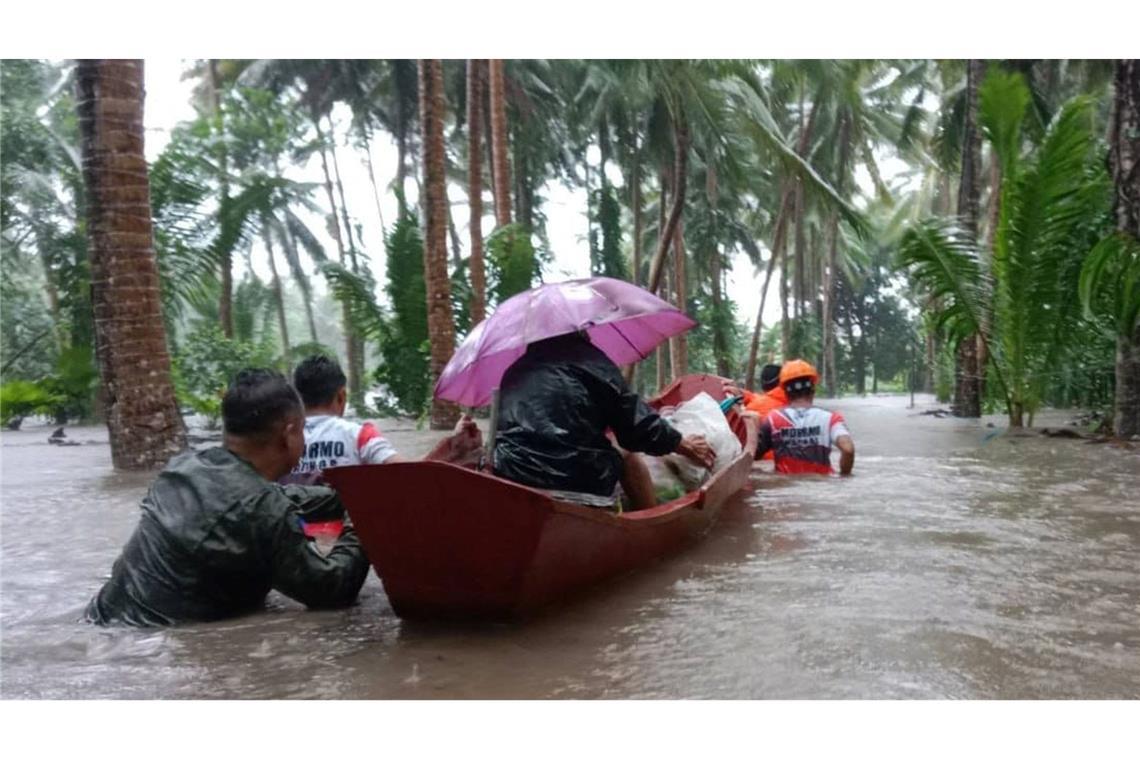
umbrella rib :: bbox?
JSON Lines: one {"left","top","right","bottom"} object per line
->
{"left": 610, "top": 320, "right": 649, "bottom": 361}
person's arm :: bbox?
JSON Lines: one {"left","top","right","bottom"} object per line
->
{"left": 592, "top": 363, "right": 682, "bottom": 456}
{"left": 357, "top": 422, "right": 399, "bottom": 464}
{"left": 754, "top": 417, "right": 773, "bottom": 461}
{"left": 829, "top": 412, "right": 854, "bottom": 476}
{"left": 260, "top": 488, "right": 370, "bottom": 609}
{"left": 423, "top": 414, "right": 483, "bottom": 463}
{"left": 835, "top": 435, "right": 855, "bottom": 475}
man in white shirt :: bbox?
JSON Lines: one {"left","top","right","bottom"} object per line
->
{"left": 291, "top": 354, "right": 404, "bottom": 473}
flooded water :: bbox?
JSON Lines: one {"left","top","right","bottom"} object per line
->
{"left": 2, "top": 395, "right": 1138, "bottom": 698}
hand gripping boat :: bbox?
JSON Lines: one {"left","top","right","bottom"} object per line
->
{"left": 322, "top": 374, "right": 759, "bottom": 621}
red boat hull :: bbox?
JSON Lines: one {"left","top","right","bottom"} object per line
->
{"left": 323, "top": 374, "right": 758, "bottom": 620}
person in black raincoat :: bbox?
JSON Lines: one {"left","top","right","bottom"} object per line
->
{"left": 85, "top": 369, "right": 371, "bottom": 627}
{"left": 492, "top": 332, "right": 713, "bottom": 510}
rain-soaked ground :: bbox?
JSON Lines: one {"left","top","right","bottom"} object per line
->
{"left": 2, "top": 394, "right": 1138, "bottom": 699}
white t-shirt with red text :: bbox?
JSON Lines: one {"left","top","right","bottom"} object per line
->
{"left": 292, "top": 414, "right": 397, "bottom": 474}
{"left": 758, "top": 406, "right": 851, "bottom": 475}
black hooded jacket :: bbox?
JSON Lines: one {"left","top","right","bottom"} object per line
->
{"left": 492, "top": 334, "right": 681, "bottom": 497}
{"left": 85, "top": 447, "right": 369, "bottom": 627}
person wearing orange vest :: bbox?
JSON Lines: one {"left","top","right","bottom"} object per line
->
{"left": 738, "top": 364, "right": 787, "bottom": 461}
{"left": 755, "top": 360, "right": 855, "bottom": 476}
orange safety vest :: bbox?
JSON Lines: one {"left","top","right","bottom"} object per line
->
{"left": 743, "top": 387, "right": 788, "bottom": 460}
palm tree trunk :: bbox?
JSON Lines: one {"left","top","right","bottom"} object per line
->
{"left": 822, "top": 114, "right": 851, "bottom": 394}
{"left": 1110, "top": 59, "right": 1140, "bottom": 437}
{"left": 420, "top": 60, "right": 461, "bottom": 430}
{"left": 953, "top": 59, "right": 986, "bottom": 419}
{"left": 263, "top": 221, "right": 291, "bottom": 369}
{"left": 467, "top": 60, "right": 487, "bottom": 325}
{"left": 361, "top": 123, "right": 387, "bottom": 234}
{"left": 670, "top": 218, "right": 688, "bottom": 379}
{"left": 745, "top": 188, "right": 794, "bottom": 389}
{"left": 326, "top": 116, "right": 367, "bottom": 412}
{"left": 646, "top": 118, "right": 689, "bottom": 296}
{"left": 76, "top": 59, "right": 186, "bottom": 469}
{"left": 793, "top": 179, "right": 807, "bottom": 321}
{"left": 631, "top": 147, "right": 643, "bottom": 285}
{"left": 208, "top": 60, "right": 234, "bottom": 339}
{"left": 312, "top": 115, "right": 361, "bottom": 414}
{"left": 488, "top": 59, "right": 512, "bottom": 228}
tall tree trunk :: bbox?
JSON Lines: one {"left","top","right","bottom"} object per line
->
{"left": 466, "top": 60, "right": 487, "bottom": 325}
{"left": 745, "top": 188, "right": 794, "bottom": 389}
{"left": 419, "top": 60, "right": 460, "bottom": 430}
{"left": 327, "top": 116, "right": 366, "bottom": 412}
{"left": 208, "top": 59, "right": 234, "bottom": 339}
{"left": 779, "top": 234, "right": 791, "bottom": 356}
{"left": 312, "top": 115, "right": 361, "bottom": 415}
{"left": 488, "top": 59, "right": 512, "bottom": 228}
{"left": 793, "top": 178, "right": 807, "bottom": 321}
{"left": 670, "top": 218, "right": 688, "bottom": 379}
{"left": 262, "top": 221, "right": 291, "bottom": 370}
{"left": 34, "top": 229, "right": 66, "bottom": 353}
{"left": 953, "top": 59, "right": 986, "bottom": 418}
{"left": 631, "top": 147, "right": 643, "bottom": 285}
{"left": 361, "top": 123, "right": 387, "bottom": 235}
{"left": 646, "top": 118, "right": 689, "bottom": 296}
{"left": 822, "top": 114, "right": 851, "bottom": 394}
{"left": 76, "top": 59, "right": 185, "bottom": 469}
{"left": 1110, "top": 59, "right": 1140, "bottom": 437}
{"left": 289, "top": 236, "right": 321, "bottom": 345}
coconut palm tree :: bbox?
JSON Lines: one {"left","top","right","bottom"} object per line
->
{"left": 899, "top": 72, "right": 1110, "bottom": 427}
{"left": 467, "top": 59, "right": 487, "bottom": 325}
{"left": 420, "top": 59, "right": 460, "bottom": 430}
{"left": 1082, "top": 59, "right": 1140, "bottom": 437}
{"left": 488, "top": 59, "right": 512, "bottom": 228}
{"left": 75, "top": 59, "right": 186, "bottom": 468}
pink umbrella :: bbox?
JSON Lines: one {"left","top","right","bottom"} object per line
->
{"left": 435, "top": 277, "right": 697, "bottom": 407}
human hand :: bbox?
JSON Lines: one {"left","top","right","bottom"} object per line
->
{"left": 451, "top": 414, "right": 483, "bottom": 452}
{"left": 454, "top": 413, "right": 479, "bottom": 436}
{"left": 676, "top": 434, "right": 715, "bottom": 469}
{"left": 721, "top": 380, "right": 743, "bottom": 398}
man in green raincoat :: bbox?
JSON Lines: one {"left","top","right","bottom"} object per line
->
{"left": 85, "top": 369, "right": 371, "bottom": 627}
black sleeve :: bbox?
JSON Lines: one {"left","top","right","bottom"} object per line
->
{"left": 586, "top": 359, "right": 682, "bottom": 456}
{"left": 755, "top": 419, "right": 773, "bottom": 460}
{"left": 257, "top": 488, "right": 370, "bottom": 609}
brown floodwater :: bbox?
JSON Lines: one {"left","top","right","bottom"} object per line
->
{"left": 2, "top": 395, "right": 1138, "bottom": 698}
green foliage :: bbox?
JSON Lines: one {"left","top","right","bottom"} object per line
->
{"left": 899, "top": 79, "right": 1112, "bottom": 424}
{"left": 589, "top": 186, "right": 626, "bottom": 280}
{"left": 36, "top": 345, "right": 98, "bottom": 422}
{"left": 173, "top": 322, "right": 277, "bottom": 428}
{"left": 1080, "top": 232, "right": 1140, "bottom": 338}
{"left": 0, "top": 380, "right": 62, "bottom": 429}
{"left": 376, "top": 211, "right": 430, "bottom": 415}
{"left": 486, "top": 223, "right": 540, "bottom": 305}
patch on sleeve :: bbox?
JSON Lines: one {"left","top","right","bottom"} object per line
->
{"left": 357, "top": 422, "right": 381, "bottom": 450}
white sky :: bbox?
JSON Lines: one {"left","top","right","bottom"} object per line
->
{"left": 142, "top": 59, "right": 912, "bottom": 331}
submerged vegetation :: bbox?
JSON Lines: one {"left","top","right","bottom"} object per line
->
{"left": 1, "top": 58, "right": 1137, "bottom": 460}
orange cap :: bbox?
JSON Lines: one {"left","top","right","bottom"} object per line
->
{"left": 779, "top": 359, "right": 819, "bottom": 388}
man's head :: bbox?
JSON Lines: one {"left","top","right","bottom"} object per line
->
{"left": 759, "top": 363, "right": 783, "bottom": 393}
{"left": 293, "top": 355, "right": 347, "bottom": 415}
{"left": 779, "top": 359, "right": 819, "bottom": 403}
{"left": 222, "top": 368, "right": 305, "bottom": 480}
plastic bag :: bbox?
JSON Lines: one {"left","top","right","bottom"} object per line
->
{"left": 661, "top": 392, "right": 742, "bottom": 490}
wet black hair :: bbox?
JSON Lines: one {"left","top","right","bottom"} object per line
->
{"left": 293, "top": 355, "right": 347, "bottom": 407}
{"left": 785, "top": 378, "right": 815, "bottom": 402}
{"left": 759, "top": 364, "right": 782, "bottom": 392}
{"left": 222, "top": 368, "right": 303, "bottom": 438}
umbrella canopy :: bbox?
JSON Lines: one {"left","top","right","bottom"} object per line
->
{"left": 435, "top": 277, "right": 696, "bottom": 407}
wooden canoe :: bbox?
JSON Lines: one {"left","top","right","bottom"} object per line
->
{"left": 322, "top": 374, "right": 759, "bottom": 621}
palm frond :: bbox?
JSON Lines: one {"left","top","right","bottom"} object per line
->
{"left": 320, "top": 261, "right": 386, "bottom": 342}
